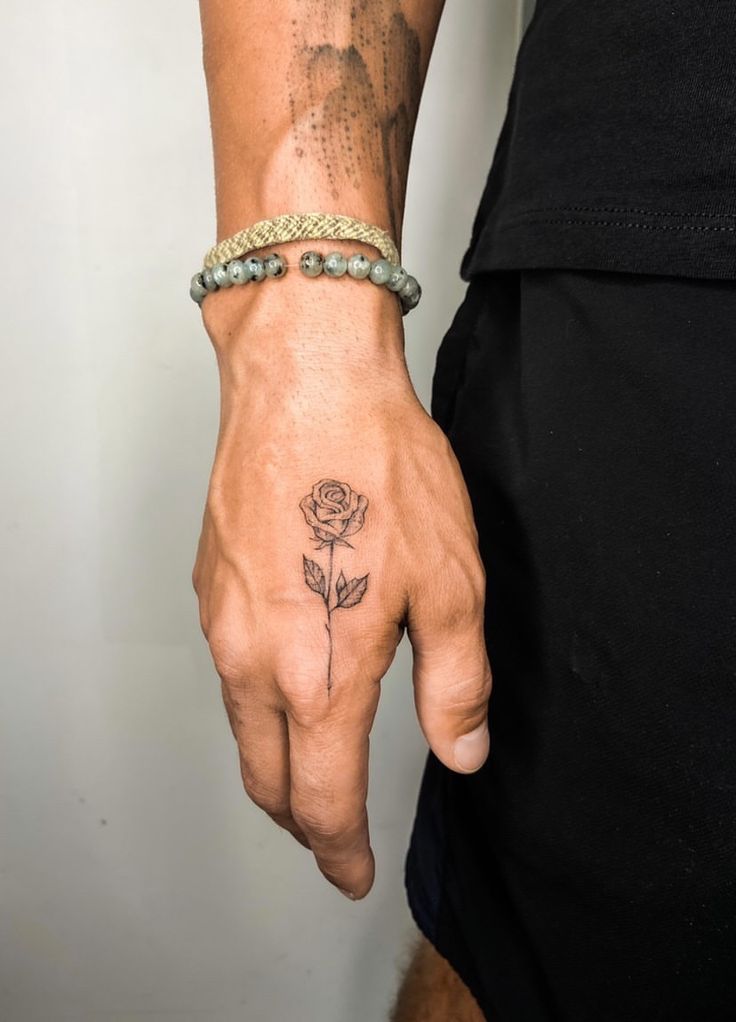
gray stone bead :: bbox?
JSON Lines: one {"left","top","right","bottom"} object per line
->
{"left": 299, "top": 251, "right": 324, "bottom": 277}
{"left": 227, "top": 259, "right": 247, "bottom": 285}
{"left": 399, "top": 274, "right": 420, "bottom": 300}
{"left": 212, "top": 263, "right": 231, "bottom": 288}
{"left": 264, "top": 253, "right": 286, "bottom": 278}
{"left": 323, "top": 251, "right": 348, "bottom": 277}
{"left": 244, "top": 256, "right": 266, "bottom": 281}
{"left": 386, "top": 265, "right": 409, "bottom": 293}
{"left": 202, "top": 267, "right": 218, "bottom": 292}
{"left": 400, "top": 281, "right": 422, "bottom": 311}
{"left": 369, "top": 259, "right": 393, "bottom": 285}
{"left": 190, "top": 273, "right": 208, "bottom": 304}
{"left": 347, "top": 253, "right": 372, "bottom": 279}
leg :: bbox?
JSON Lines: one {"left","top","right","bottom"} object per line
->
{"left": 405, "top": 269, "right": 736, "bottom": 1020}
{"left": 391, "top": 935, "right": 485, "bottom": 1022}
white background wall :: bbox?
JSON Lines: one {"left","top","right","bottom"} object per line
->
{"left": 0, "top": 3, "right": 521, "bottom": 1020}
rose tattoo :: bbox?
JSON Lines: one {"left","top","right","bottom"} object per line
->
{"left": 300, "top": 479, "right": 369, "bottom": 693}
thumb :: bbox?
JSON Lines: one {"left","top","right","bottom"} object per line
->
{"left": 408, "top": 605, "right": 492, "bottom": 774}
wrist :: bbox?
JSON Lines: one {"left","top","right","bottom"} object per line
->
{"left": 202, "top": 241, "right": 407, "bottom": 365}
{"left": 215, "top": 330, "right": 416, "bottom": 431}
{"left": 213, "top": 298, "right": 413, "bottom": 415}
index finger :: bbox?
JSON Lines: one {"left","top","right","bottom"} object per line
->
{"left": 286, "top": 690, "right": 376, "bottom": 900}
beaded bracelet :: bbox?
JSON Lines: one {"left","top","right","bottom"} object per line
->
{"left": 189, "top": 249, "right": 422, "bottom": 316}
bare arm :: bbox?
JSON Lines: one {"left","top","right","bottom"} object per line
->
{"left": 200, "top": 0, "right": 442, "bottom": 244}
{"left": 193, "top": 0, "right": 491, "bottom": 899}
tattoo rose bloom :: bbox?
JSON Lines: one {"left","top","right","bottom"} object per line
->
{"left": 300, "top": 479, "right": 368, "bottom": 548}
{"left": 300, "top": 479, "right": 369, "bottom": 693}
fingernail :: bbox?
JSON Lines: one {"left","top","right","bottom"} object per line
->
{"left": 453, "top": 723, "right": 489, "bottom": 772}
{"left": 339, "top": 888, "right": 356, "bottom": 901}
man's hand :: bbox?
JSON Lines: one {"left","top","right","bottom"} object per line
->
{"left": 192, "top": 275, "right": 492, "bottom": 899}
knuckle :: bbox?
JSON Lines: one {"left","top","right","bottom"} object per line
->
{"left": 444, "top": 668, "right": 493, "bottom": 719}
{"left": 459, "top": 560, "right": 487, "bottom": 616}
{"left": 279, "top": 676, "right": 328, "bottom": 727}
{"left": 419, "top": 648, "right": 492, "bottom": 712}
{"left": 424, "top": 557, "right": 487, "bottom": 633}
{"left": 207, "top": 626, "right": 251, "bottom": 683}
{"left": 191, "top": 571, "right": 209, "bottom": 634}
{"left": 478, "top": 666, "right": 493, "bottom": 704}
{"left": 291, "top": 805, "right": 355, "bottom": 846}
{"left": 468, "top": 560, "right": 487, "bottom": 600}
{"left": 462, "top": 587, "right": 485, "bottom": 624}
{"left": 291, "top": 807, "right": 334, "bottom": 842}
{"left": 241, "top": 773, "right": 289, "bottom": 820}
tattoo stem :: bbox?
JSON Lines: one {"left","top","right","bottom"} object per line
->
{"left": 325, "top": 541, "right": 334, "bottom": 693}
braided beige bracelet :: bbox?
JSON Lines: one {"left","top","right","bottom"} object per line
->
{"left": 203, "top": 212, "right": 400, "bottom": 270}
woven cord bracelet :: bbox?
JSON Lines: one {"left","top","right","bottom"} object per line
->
{"left": 191, "top": 212, "right": 422, "bottom": 315}
{"left": 203, "top": 213, "right": 400, "bottom": 269}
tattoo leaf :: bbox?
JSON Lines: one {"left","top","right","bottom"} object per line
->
{"left": 336, "top": 570, "right": 347, "bottom": 599}
{"left": 303, "top": 556, "right": 327, "bottom": 598}
{"left": 336, "top": 574, "right": 369, "bottom": 609}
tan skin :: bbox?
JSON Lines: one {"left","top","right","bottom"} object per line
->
{"left": 195, "top": 2, "right": 491, "bottom": 1015}
{"left": 391, "top": 938, "right": 485, "bottom": 1022}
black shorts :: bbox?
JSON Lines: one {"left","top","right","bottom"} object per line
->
{"left": 404, "top": 269, "right": 736, "bottom": 1022}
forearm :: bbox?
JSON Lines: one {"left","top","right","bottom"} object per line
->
{"left": 194, "top": 4, "right": 491, "bottom": 903}
{"left": 199, "top": 0, "right": 446, "bottom": 247}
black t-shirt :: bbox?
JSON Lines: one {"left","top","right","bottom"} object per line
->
{"left": 460, "top": 0, "right": 736, "bottom": 281}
